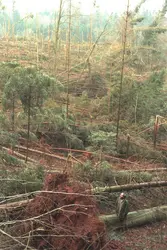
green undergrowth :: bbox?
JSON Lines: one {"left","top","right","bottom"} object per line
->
{"left": 0, "top": 150, "right": 26, "bottom": 167}
{"left": 0, "top": 160, "right": 44, "bottom": 197}
{"left": 73, "top": 160, "right": 153, "bottom": 187}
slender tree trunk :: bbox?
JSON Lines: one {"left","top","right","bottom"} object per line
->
{"left": 92, "top": 180, "right": 167, "bottom": 194}
{"left": 36, "top": 14, "right": 39, "bottom": 69}
{"left": 25, "top": 85, "right": 32, "bottom": 163}
{"left": 89, "top": 13, "right": 93, "bottom": 48}
{"left": 154, "top": 115, "right": 159, "bottom": 149}
{"left": 66, "top": 0, "right": 71, "bottom": 119}
{"left": 11, "top": 94, "right": 15, "bottom": 132}
{"left": 126, "top": 134, "right": 130, "bottom": 158}
{"left": 77, "top": 17, "right": 80, "bottom": 59}
{"left": 6, "top": 18, "right": 10, "bottom": 57}
{"left": 108, "top": 89, "right": 112, "bottom": 121}
{"left": 87, "top": 58, "right": 92, "bottom": 84}
{"left": 116, "top": 0, "right": 130, "bottom": 149}
{"left": 12, "top": 0, "right": 16, "bottom": 40}
{"left": 134, "top": 93, "right": 138, "bottom": 124}
{"left": 54, "top": 0, "right": 63, "bottom": 72}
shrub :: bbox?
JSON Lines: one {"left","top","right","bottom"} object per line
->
{"left": 73, "top": 160, "right": 114, "bottom": 186}
{"left": 114, "top": 171, "right": 153, "bottom": 185}
{"left": 17, "top": 129, "right": 38, "bottom": 141}
{"left": 0, "top": 111, "right": 10, "bottom": 130}
{"left": 0, "top": 150, "right": 25, "bottom": 167}
{"left": 73, "top": 160, "right": 153, "bottom": 187}
{"left": 0, "top": 131, "right": 19, "bottom": 147}
{"left": 117, "top": 135, "right": 166, "bottom": 162}
{"left": 88, "top": 130, "right": 116, "bottom": 154}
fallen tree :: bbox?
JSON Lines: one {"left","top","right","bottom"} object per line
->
{"left": 118, "top": 168, "right": 167, "bottom": 173}
{"left": 2, "top": 147, "right": 37, "bottom": 163}
{"left": 1, "top": 202, "right": 167, "bottom": 232}
{"left": 93, "top": 180, "right": 167, "bottom": 193}
{"left": 14, "top": 145, "right": 79, "bottom": 163}
{"left": 1, "top": 179, "right": 167, "bottom": 217}
{"left": 0, "top": 173, "right": 110, "bottom": 250}
{"left": 100, "top": 205, "right": 167, "bottom": 230}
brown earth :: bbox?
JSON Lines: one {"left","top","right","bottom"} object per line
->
{"left": 124, "top": 221, "right": 167, "bottom": 249}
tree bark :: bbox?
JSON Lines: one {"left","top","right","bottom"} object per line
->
{"left": 1, "top": 202, "right": 167, "bottom": 231}
{"left": 92, "top": 180, "right": 167, "bottom": 194}
{"left": 100, "top": 205, "right": 167, "bottom": 230}
{"left": 14, "top": 145, "right": 78, "bottom": 163}
{"left": 116, "top": 0, "right": 130, "bottom": 149}
{"left": 2, "top": 147, "right": 37, "bottom": 163}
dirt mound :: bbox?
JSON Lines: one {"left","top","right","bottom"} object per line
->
{"left": 11, "top": 173, "right": 124, "bottom": 249}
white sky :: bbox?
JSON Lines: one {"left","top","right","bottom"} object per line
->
{"left": 4, "top": 0, "right": 165, "bottom": 14}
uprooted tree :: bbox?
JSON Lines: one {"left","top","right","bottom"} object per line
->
{"left": 0, "top": 173, "right": 110, "bottom": 250}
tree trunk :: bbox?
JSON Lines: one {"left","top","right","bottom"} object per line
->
{"left": 2, "top": 146, "right": 37, "bottom": 163}
{"left": 14, "top": 145, "right": 78, "bottom": 163}
{"left": 25, "top": 85, "right": 31, "bottom": 163}
{"left": 66, "top": 0, "right": 71, "bottom": 119}
{"left": 116, "top": 0, "right": 130, "bottom": 149}
{"left": 100, "top": 205, "right": 167, "bottom": 230}
{"left": 92, "top": 180, "right": 167, "bottom": 194}
{"left": 1, "top": 202, "right": 167, "bottom": 230}
{"left": 54, "top": 0, "right": 63, "bottom": 72}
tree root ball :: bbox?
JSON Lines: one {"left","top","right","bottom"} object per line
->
{"left": 12, "top": 173, "right": 124, "bottom": 249}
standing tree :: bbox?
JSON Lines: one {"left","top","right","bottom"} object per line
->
{"left": 66, "top": 0, "right": 72, "bottom": 119}
{"left": 18, "top": 67, "right": 62, "bottom": 161}
{"left": 54, "top": 0, "right": 64, "bottom": 72}
{"left": 2, "top": 75, "right": 19, "bottom": 131}
{"left": 2, "top": 66, "right": 62, "bottom": 160}
{"left": 1, "top": 63, "right": 21, "bottom": 131}
{"left": 116, "top": 0, "right": 130, "bottom": 149}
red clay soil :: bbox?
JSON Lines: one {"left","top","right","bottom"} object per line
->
{"left": 14, "top": 173, "right": 125, "bottom": 250}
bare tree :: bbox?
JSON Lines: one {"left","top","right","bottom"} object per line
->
{"left": 54, "top": 0, "right": 64, "bottom": 72}
{"left": 66, "top": 0, "right": 72, "bottom": 119}
{"left": 26, "top": 85, "right": 32, "bottom": 163}
{"left": 116, "top": 0, "right": 130, "bottom": 149}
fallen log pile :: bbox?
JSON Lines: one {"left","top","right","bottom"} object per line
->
{"left": 1, "top": 180, "right": 167, "bottom": 221}
{"left": 1, "top": 199, "right": 167, "bottom": 231}
{"left": 0, "top": 173, "right": 124, "bottom": 250}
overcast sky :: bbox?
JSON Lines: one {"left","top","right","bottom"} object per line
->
{"left": 4, "top": 0, "right": 165, "bottom": 14}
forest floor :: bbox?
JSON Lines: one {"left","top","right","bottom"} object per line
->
{"left": 124, "top": 221, "right": 167, "bottom": 250}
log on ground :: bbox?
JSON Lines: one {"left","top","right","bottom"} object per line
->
{"left": 100, "top": 205, "right": 167, "bottom": 230}
{"left": 93, "top": 181, "right": 167, "bottom": 193}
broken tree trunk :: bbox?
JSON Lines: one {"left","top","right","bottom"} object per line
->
{"left": 2, "top": 147, "right": 37, "bottom": 163}
{"left": 117, "top": 168, "right": 167, "bottom": 173}
{"left": 1, "top": 202, "right": 167, "bottom": 231}
{"left": 92, "top": 180, "right": 167, "bottom": 193}
{"left": 14, "top": 145, "right": 79, "bottom": 163}
{"left": 100, "top": 205, "right": 167, "bottom": 230}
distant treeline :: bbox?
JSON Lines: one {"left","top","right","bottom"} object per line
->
{"left": 0, "top": 8, "right": 155, "bottom": 41}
